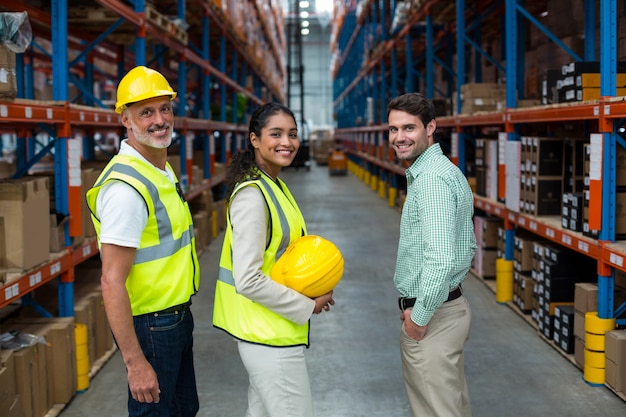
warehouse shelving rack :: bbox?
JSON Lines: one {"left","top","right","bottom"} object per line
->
{"left": 0, "top": 0, "right": 285, "bottom": 313}
{"left": 332, "top": 0, "right": 626, "bottom": 332}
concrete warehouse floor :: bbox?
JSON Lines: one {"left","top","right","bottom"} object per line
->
{"left": 59, "top": 163, "right": 626, "bottom": 417}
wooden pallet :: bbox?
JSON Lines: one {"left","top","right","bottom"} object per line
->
{"left": 145, "top": 5, "right": 188, "bottom": 45}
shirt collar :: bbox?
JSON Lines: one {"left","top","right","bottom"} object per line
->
{"left": 405, "top": 142, "right": 443, "bottom": 184}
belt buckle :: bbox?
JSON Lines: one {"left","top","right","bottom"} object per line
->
{"left": 398, "top": 297, "right": 409, "bottom": 311}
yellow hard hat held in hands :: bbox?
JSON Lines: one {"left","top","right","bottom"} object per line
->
{"left": 270, "top": 235, "right": 344, "bottom": 298}
{"left": 115, "top": 66, "right": 177, "bottom": 114}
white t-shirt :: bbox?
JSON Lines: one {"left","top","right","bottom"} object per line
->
{"left": 96, "top": 140, "right": 177, "bottom": 248}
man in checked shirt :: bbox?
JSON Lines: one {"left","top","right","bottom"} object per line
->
{"left": 387, "top": 93, "right": 477, "bottom": 417}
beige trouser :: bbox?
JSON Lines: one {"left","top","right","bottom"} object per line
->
{"left": 238, "top": 341, "right": 314, "bottom": 417}
{"left": 400, "top": 295, "right": 472, "bottom": 417}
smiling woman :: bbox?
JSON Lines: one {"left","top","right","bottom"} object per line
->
{"left": 213, "top": 102, "right": 336, "bottom": 417}
{"left": 250, "top": 111, "right": 300, "bottom": 179}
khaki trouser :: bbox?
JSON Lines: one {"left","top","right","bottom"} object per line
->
{"left": 238, "top": 341, "right": 313, "bottom": 417}
{"left": 400, "top": 295, "right": 472, "bottom": 417}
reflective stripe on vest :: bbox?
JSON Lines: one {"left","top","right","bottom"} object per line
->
{"left": 95, "top": 162, "right": 194, "bottom": 264}
{"left": 213, "top": 173, "right": 309, "bottom": 347}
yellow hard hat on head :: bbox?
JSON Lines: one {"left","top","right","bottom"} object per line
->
{"left": 271, "top": 235, "right": 344, "bottom": 298}
{"left": 115, "top": 66, "right": 177, "bottom": 114}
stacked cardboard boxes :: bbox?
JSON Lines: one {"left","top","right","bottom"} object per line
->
{"left": 2, "top": 317, "right": 77, "bottom": 415}
{"left": 573, "top": 282, "right": 598, "bottom": 369}
{"left": 472, "top": 215, "right": 502, "bottom": 279}
{"left": 460, "top": 83, "right": 506, "bottom": 114}
{"left": 543, "top": 61, "right": 626, "bottom": 104}
{"left": 512, "top": 233, "right": 544, "bottom": 314}
{"left": 474, "top": 138, "right": 498, "bottom": 200}
{"left": 561, "top": 192, "right": 584, "bottom": 232}
{"left": 0, "top": 177, "right": 50, "bottom": 279}
{"left": 605, "top": 330, "right": 626, "bottom": 395}
{"left": 520, "top": 136, "right": 564, "bottom": 216}
{"left": 563, "top": 138, "right": 586, "bottom": 193}
{"left": 0, "top": 350, "right": 23, "bottom": 417}
{"left": 553, "top": 305, "right": 576, "bottom": 354}
{"left": 532, "top": 242, "right": 596, "bottom": 339}
{"left": 0, "top": 44, "right": 17, "bottom": 100}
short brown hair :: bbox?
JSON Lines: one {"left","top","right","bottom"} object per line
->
{"left": 387, "top": 93, "right": 436, "bottom": 128}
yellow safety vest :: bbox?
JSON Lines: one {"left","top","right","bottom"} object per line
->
{"left": 213, "top": 171, "right": 309, "bottom": 347}
{"left": 86, "top": 154, "right": 199, "bottom": 316}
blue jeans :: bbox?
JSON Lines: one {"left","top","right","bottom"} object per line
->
{"left": 128, "top": 306, "right": 199, "bottom": 417}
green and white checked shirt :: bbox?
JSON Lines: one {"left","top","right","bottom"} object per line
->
{"left": 394, "top": 143, "right": 477, "bottom": 326}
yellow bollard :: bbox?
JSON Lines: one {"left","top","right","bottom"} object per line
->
{"left": 75, "top": 323, "right": 90, "bottom": 391}
{"left": 388, "top": 187, "right": 398, "bottom": 208}
{"left": 584, "top": 348, "right": 606, "bottom": 369}
{"left": 378, "top": 180, "right": 386, "bottom": 199}
{"left": 211, "top": 210, "right": 218, "bottom": 238}
{"left": 583, "top": 312, "right": 616, "bottom": 385}
{"left": 370, "top": 174, "right": 378, "bottom": 191}
{"left": 495, "top": 258, "right": 514, "bottom": 303}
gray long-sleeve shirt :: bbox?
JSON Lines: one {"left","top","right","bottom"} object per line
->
{"left": 229, "top": 185, "right": 315, "bottom": 325}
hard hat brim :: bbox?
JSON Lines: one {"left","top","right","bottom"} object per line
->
{"left": 115, "top": 90, "right": 177, "bottom": 114}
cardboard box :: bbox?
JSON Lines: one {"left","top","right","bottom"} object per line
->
{"left": 13, "top": 343, "right": 47, "bottom": 417}
{"left": 513, "top": 235, "right": 535, "bottom": 272}
{"left": 573, "top": 310, "right": 585, "bottom": 339}
{"left": 606, "top": 359, "right": 624, "bottom": 393}
{"left": 49, "top": 213, "right": 69, "bottom": 253}
{"left": 0, "top": 177, "right": 50, "bottom": 270}
{"left": 605, "top": 329, "right": 626, "bottom": 392}
{"left": 0, "top": 217, "right": 6, "bottom": 275}
{"left": 5, "top": 318, "right": 77, "bottom": 405}
{"left": 0, "top": 349, "right": 17, "bottom": 412}
{"left": 81, "top": 168, "right": 101, "bottom": 240}
{"left": 74, "top": 293, "right": 98, "bottom": 366}
{"left": 606, "top": 330, "right": 626, "bottom": 365}
{"left": 192, "top": 212, "right": 210, "bottom": 250}
{"left": 574, "top": 282, "right": 598, "bottom": 313}
{"left": 0, "top": 349, "right": 17, "bottom": 394}
{"left": 574, "top": 336, "right": 585, "bottom": 369}
{"left": 73, "top": 263, "right": 116, "bottom": 362}
{"left": 0, "top": 44, "right": 17, "bottom": 100}
{"left": 526, "top": 177, "right": 563, "bottom": 216}
{"left": 90, "top": 291, "right": 114, "bottom": 359}
{"left": 472, "top": 247, "right": 498, "bottom": 278}
{"left": 474, "top": 216, "right": 503, "bottom": 249}
{"left": 529, "top": 137, "right": 564, "bottom": 177}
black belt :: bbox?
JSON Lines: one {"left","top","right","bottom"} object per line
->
{"left": 398, "top": 287, "right": 462, "bottom": 311}
{"left": 158, "top": 300, "right": 192, "bottom": 314}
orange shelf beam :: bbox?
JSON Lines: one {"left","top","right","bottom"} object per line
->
{"left": 473, "top": 195, "right": 603, "bottom": 261}
{"left": 1, "top": 253, "right": 70, "bottom": 309}
{"left": 185, "top": 172, "right": 226, "bottom": 201}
